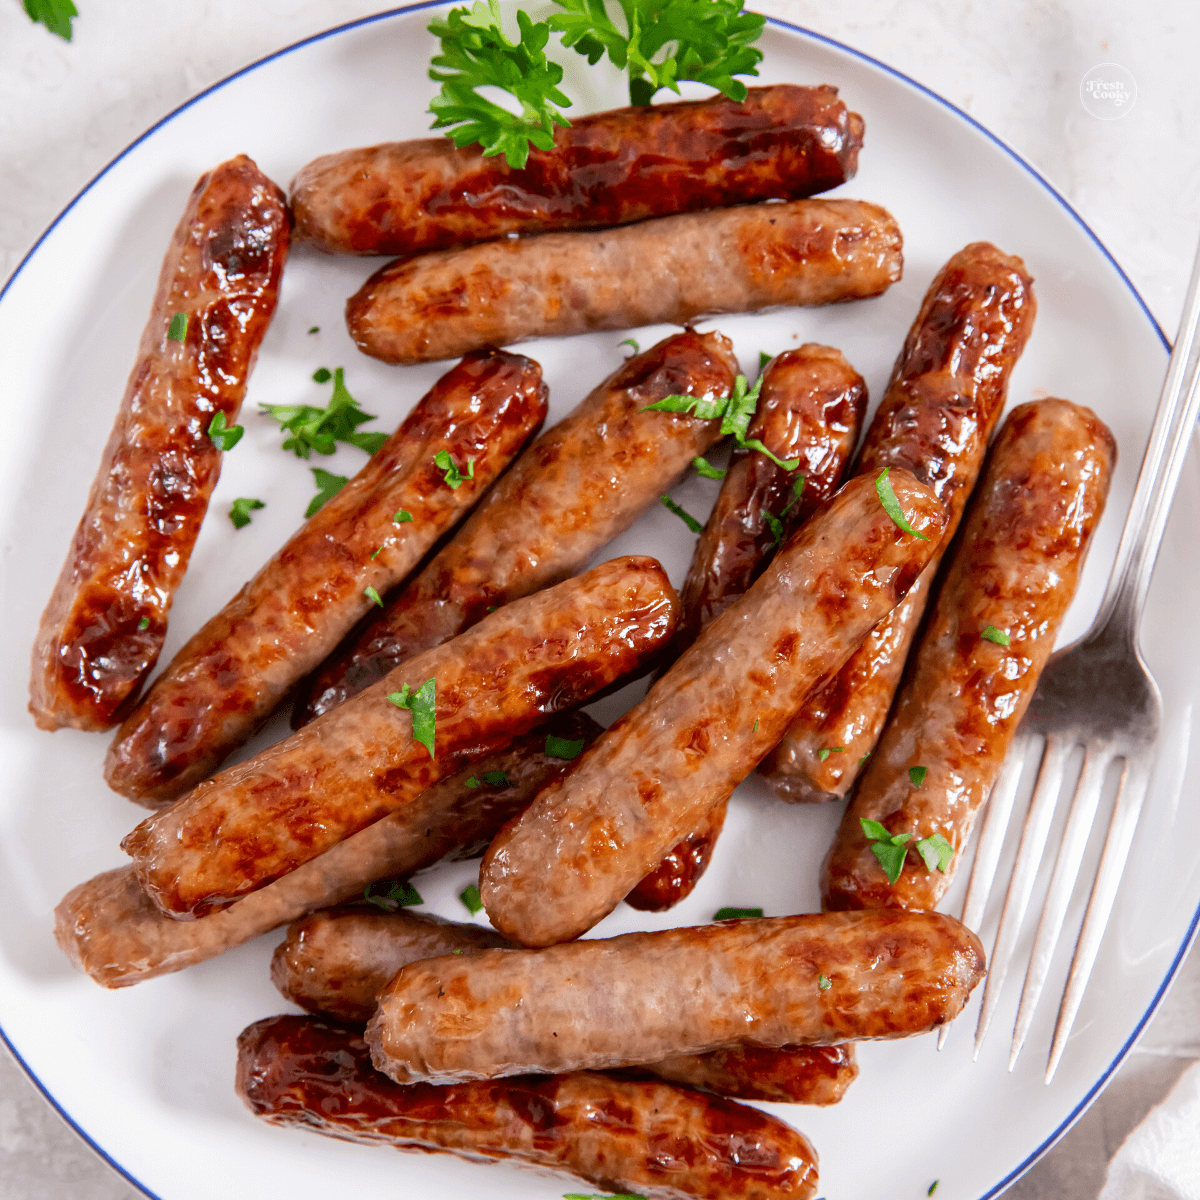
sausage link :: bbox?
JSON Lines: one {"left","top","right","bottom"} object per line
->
{"left": 824, "top": 399, "right": 1116, "bottom": 910}
{"left": 292, "top": 84, "right": 861, "bottom": 256}
{"left": 628, "top": 345, "right": 866, "bottom": 911}
{"left": 481, "top": 470, "right": 946, "bottom": 947}
{"left": 271, "top": 906, "right": 856, "bottom": 1106}
{"left": 760, "top": 242, "right": 1037, "bottom": 802}
{"left": 296, "top": 330, "right": 738, "bottom": 722}
{"left": 238, "top": 1016, "right": 821, "bottom": 1200}
{"left": 55, "top": 714, "right": 600, "bottom": 987}
{"left": 122, "top": 557, "right": 676, "bottom": 918}
{"left": 348, "top": 199, "right": 902, "bottom": 365}
{"left": 29, "top": 156, "right": 290, "bottom": 731}
{"left": 104, "top": 351, "right": 548, "bottom": 805}
{"left": 366, "top": 910, "right": 984, "bottom": 1083}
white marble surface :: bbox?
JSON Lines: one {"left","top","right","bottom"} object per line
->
{"left": 2, "top": 2, "right": 1198, "bottom": 1197}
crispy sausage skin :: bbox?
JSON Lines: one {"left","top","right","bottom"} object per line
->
{"left": 296, "top": 330, "right": 739, "bottom": 722}
{"left": 348, "top": 200, "right": 902, "bottom": 365}
{"left": 366, "top": 911, "right": 984, "bottom": 1084}
{"left": 238, "top": 1016, "right": 821, "bottom": 1200}
{"left": 55, "top": 715, "right": 600, "bottom": 987}
{"left": 122, "top": 557, "right": 676, "bottom": 918}
{"left": 628, "top": 345, "right": 866, "bottom": 912}
{"left": 30, "top": 157, "right": 290, "bottom": 732}
{"left": 272, "top": 907, "right": 857, "bottom": 1106}
{"left": 824, "top": 400, "right": 1116, "bottom": 911}
{"left": 760, "top": 242, "right": 1037, "bottom": 803}
{"left": 104, "top": 351, "right": 548, "bottom": 806}
{"left": 482, "top": 471, "right": 946, "bottom": 947}
{"left": 292, "top": 84, "right": 862, "bottom": 256}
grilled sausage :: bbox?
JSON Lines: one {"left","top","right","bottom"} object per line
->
{"left": 348, "top": 199, "right": 902, "bottom": 365}
{"left": 270, "top": 907, "right": 857, "bottom": 1107}
{"left": 628, "top": 344, "right": 866, "bottom": 911}
{"left": 238, "top": 1016, "right": 822, "bottom": 1200}
{"left": 760, "top": 242, "right": 1037, "bottom": 803}
{"left": 481, "top": 471, "right": 946, "bottom": 947}
{"left": 55, "top": 715, "right": 600, "bottom": 987}
{"left": 29, "top": 156, "right": 290, "bottom": 731}
{"left": 122, "top": 557, "right": 675, "bottom": 918}
{"left": 296, "top": 330, "right": 738, "bottom": 722}
{"left": 824, "top": 400, "right": 1116, "bottom": 910}
{"left": 104, "top": 351, "right": 548, "bottom": 805}
{"left": 292, "top": 84, "right": 862, "bottom": 256}
{"left": 366, "top": 910, "right": 985, "bottom": 1083}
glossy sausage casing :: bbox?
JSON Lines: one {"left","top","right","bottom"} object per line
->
{"left": 292, "top": 84, "right": 862, "bottom": 256}
{"left": 122, "top": 557, "right": 676, "bottom": 918}
{"left": 761, "top": 242, "right": 1037, "bottom": 802}
{"left": 348, "top": 199, "right": 902, "bottom": 365}
{"left": 55, "top": 714, "right": 600, "bottom": 988}
{"left": 482, "top": 470, "right": 946, "bottom": 947}
{"left": 271, "top": 906, "right": 857, "bottom": 1107}
{"left": 105, "top": 350, "right": 548, "bottom": 805}
{"left": 30, "top": 156, "right": 290, "bottom": 731}
{"left": 297, "top": 330, "right": 738, "bottom": 722}
{"left": 238, "top": 1016, "right": 821, "bottom": 1200}
{"left": 366, "top": 911, "right": 985, "bottom": 1084}
{"left": 627, "top": 345, "right": 866, "bottom": 911}
{"left": 824, "top": 399, "right": 1116, "bottom": 910}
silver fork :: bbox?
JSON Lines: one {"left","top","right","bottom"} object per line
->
{"left": 955, "top": 235, "right": 1200, "bottom": 1083}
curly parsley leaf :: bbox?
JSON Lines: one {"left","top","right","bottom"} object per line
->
{"left": 388, "top": 677, "right": 437, "bottom": 758}
{"left": 916, "top": 833, "right": 955, "bottom": 874}
{"left": 261, "top": 368, "right": 385, "bottom": 459}
{"left": 860, "top": 817, "right": 913, "bottom": 885}
{"left": 550, "top": 0, "right": 765, "bottom": 106}
{"left": 428, "top": 1, "right": 572, "bottom": 169}
{"left": 305, "top": 468, "right": 348, "bottom": 518}
{"left": 364, "top": 879, "right": 423, "bottom": 910}
{"left": 228, "top": 497, "right": 264, "bottom": 529}
{"left": 460, "top": 884, "right": 484, "bottom": 914}
{"left": 660, "top": 495, "right": 703, "bottom": 533}
{"left": 875, "top": 467, "right": 930, "bottom": 540}
{"left": 208, "top": 411, "right": 244, "bottom": 451}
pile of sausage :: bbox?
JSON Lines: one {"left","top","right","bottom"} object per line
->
{"left": 37, "top": 82, "right": 1118, "bottom": 1200}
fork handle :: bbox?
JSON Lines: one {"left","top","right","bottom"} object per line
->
{"left": 1097, "top": 234, "right": 1200, "bottom": 636}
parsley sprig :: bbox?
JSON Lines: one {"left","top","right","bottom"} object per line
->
{"left": 306, "top": 468, "right": 348, "bottom": 518}
{"left": 24, "top": 0, "right": 78, "bottom": 40}
{"left": 364, "top": 879, "right": 423, "bottom": 910}
{"left": 260, "top": 368, "right": 386, "bottom": 459}
{"left": 860, "top": 818, "right": 955, "bottom": 884}
{"left": 388, "top": 678, "right": 437, "bottom": 758}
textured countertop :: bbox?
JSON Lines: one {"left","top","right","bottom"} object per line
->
{"left": 2, "top": 2, "right": 1198, "bottom": 1197}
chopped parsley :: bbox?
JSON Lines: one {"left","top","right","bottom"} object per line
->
{"left": 620, "top": 337, "right": 639, "bottom": 355}
{"left": 393, "top": 509, "right": 414, "bottom": 524}
{"left": 714, "top": 906, "right": 763, "bottom": 920}
{"left": 460, "top": 884, "right": 484, "bottom": 914}
{"left": 364, "top": 879, "right": 423, "bottom": 910}
{"left": 436, "top": 449, "right": 476, "bottom": 489}
{"left": 818, "top": 973, "right": 832, "bottom": 990}
{"left": 307, "top": 326, "right": 319, "bottom": 334}
{"left": 483, "top": 769, "right": 511, "bottom": 786}
{"left": 860, "top": 818, "right": 912, "bottom": 885}
{"left": 764, "top": 475, "right": 807, "bottom": 546}
{"left": 167, "top": 311, "right": 188, "bottom": 342}
{"left": 546, "top": 734, "right": 585, "bottom": 760}
{"left": 305, "top": 468, "right": 349, "bottom": 518}
{"left": 312, "top": 367, "right": 332, "bottom": 383}
{"left": 660, "top": 495, "right": 704, "bottom": 533}
{"left": 692, "top": 455, "right": 727, "bottom": 480}
{"left": 817, "top": 746, "right": 845, "bottom": 762}
{"left": 228, "top": 497, "right": 264, "bottom": 528}
{"left": 909, "top": 765, "right": 928, "bottom": 787}
{"left": 364, "top": 585, "right": 384, "bottom": 607}
{"left": 466, "top": 776, "right": 481, "bottom": 788}
{"left": 136, "top": 616, "right": 150, "bottom": 631}
{"left": 388, "top": 678, "right": 437, "bottom": 758}
{"left": 875, "top": 467, "right": 930, "bottom": 540}
{"left": 207, "top": 411, "right": 244, "bottom": 451}
{"left": 261, "top": 367, "right": 386, "bottom": 458}
{"left": 759, "top": 350, "right": 773, "bottom": 370}
{"left": 982, "top": 624, "right": 1012, "bottom": 645}
{"left": 917, "top": 834, "right": 955, "bottom": 874}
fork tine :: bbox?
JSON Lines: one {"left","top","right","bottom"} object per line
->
{"left": 937, "top": 739, "right": 1030, "bottom": 1051}
{"left": 974, "top": 734, "right": 1070, "bottom": 1060}
{"left": 1045, "top": 752, "right": 1154, "bottom": 1083}
{"left": 1009, "top": 746, "right": 1113, "bottom": 1070}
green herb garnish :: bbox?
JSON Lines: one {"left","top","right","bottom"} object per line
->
{"left": 261, "top": 367, "right": 386, "bottom": 458}
{"left": 466, "top": 776, "right": 481, "bottom": 788}
{"left": 393, "top": 509, "right": 414, "bottom": 524}
{"left": 305, "top": 468, "right": 349, "bottom": 518}
{"left": 24, "top": 0, "right": 77, "bottom": 40}
{"left": 982, "top": 624, "right": 1012, "bottom": 645}
{"left": 563, "top": 1194, "right": 647, "bottom": 1200}
{"left": 167, "top": 311, "right": 188, "bottom": 342}
{"left": 460, "top": 884, "right": 484, "bottom": 914}
{"left": 228, "top": 497, "right": 264, "bottom": 528}
{"left": 909, "top": 765, "right": 928, "bottom": 787}
{"left": 860, "top": 818, "right": 912, "bottom": 885}
{"left": 763, "top": 477, "right": 806, "bottom": 547}
{"left": 363, "top": 879, "right": 423, "bottom": 910}
{"left": 207, "top": 411, "right": 243, "bottom": 451}
{"left": 137, "top": 616, "right": 150, "bottom": 631}
{"left": 714, "top": 906, "right": 763, "bottom": 921}
{"left": 752, "top": 719, "right": 759, "bottom": 732}
{"left": 759, "top": 351, "right": 773, "bottom": 370}
{"left": 928, "top": 1183, "right": 940, "bottom": 1197}
{"left": 483, "top": 769, "right": 512, "bottom": 786}
{"left": 307, "top": 326, "right": 319, "bottom": 334}
{"left": 364, "top": 586, "right": 384, "bottom": 607}
{"left": 436, "top": 449, "right": 476, "bottom": 489}
{"left": 818, "top": 973, "right": 832, "bottom": 991}
{"left": 916, "top": 834, "right": 955, "bottom": 874}
{"left": 692, "top": 455, "right": 726, "bottom": 480}
{"left": 546, "top": 734, "right": 585, "bottom": 760}
{"left": 874, "top": 467, "right": 930, "bottom": 540}
{"left": 817, "top": 746, "right": 845, "bottom": 762}
{"left": 620, "top": 337, "right": 639, "bottom": 355}
{"left": 660, "top": 495, "right": 703, "bottom": 533}
{"left": 312, "top": 367, "right": 332, "bottom": 383}
{"left": 388, "top": 678, "right": 437, "bottom": 758}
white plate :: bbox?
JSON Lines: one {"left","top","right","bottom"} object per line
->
{"left": 0, "top": 6, "right": 1193, "bottom": 1199}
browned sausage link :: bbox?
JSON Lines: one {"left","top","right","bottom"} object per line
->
{"left": 366, "top": 911, "right": 984, "bottom": 1083}
{"left": 104, "top": 352, "right": 548, "bottom": 806}
{"left": 481, "top": 471, "right": 946, "bottom": 947}
{"left": 824, "top": 399, "right": 1116, "bottom": 911}
{"left": 238, "top": 1016, "right": 821, "bottom": 1200}
{"left": 628, "top": 345, "right": 867, "bottom": 911}
{"left": 291, "top": 84, "right": 862, "bottom": 256}
{"left": 29, "top": 157, "right": 290, "bottom": 732}
{"left": 348, "top": 200, "right": 903, "bottom": 365}
{"left": 296, "top": 330, "right": 738, "bottom": 723}
{"left": 55, "top": 714, "right": 601, "bottom": 988}
{"left": 760, "top": 242, "right": 1037, "bottom": 803}
{"left": 122, "top": 557, "right": 676, "bottom": 918}
{"left": 271, "top": 906, "right": 856, "bottom": 1106}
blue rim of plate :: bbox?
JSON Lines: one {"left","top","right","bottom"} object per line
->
{"left": 0, "top": 6, "right": 1187, "bottom": 1200}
